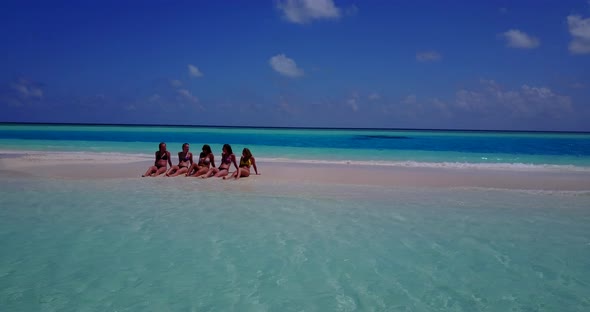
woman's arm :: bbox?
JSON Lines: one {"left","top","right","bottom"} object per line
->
{"left": 231, "top": 154, "right": 239, "bottom": 170}
{"left": 251, "top": 157, "right": 259, "bottom": 175}
{"left": 189, "top": 153, "right": 194, "bottom": 165}
{"left": 167, "top": 152, "right": 173, "bottom": 167}
{"left": 209, "top": 154, "right": 215, "bottom": 168}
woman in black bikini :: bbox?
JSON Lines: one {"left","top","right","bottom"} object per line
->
{"left": 202, "top": 144, "right": 238, "bottom": 179}
{"left": 186, "top": 144, "right": 215, "bottom": 177}
{"left": 166, "top": 143, "right": 193, "bottom": 177}
{"left": 142, "top": 142, "right": 172, "bottom": 177}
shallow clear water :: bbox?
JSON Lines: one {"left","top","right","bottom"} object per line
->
{"left": 1, "top": 177, "right": 589, "bottom": 311}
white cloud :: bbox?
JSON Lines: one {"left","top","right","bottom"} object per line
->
{"left": 148, "top": 94, "right": 161, "bottom": 102}
{"left": 368, "top": 92, "right": 381, "bottom": 100}
{"left": 416, "top": 51, "right": 441, "bottom": 62}
{"left": 454, "top": 80, "right": 572, "bottom": 117}
{"left": 170, "top": 79, "right": 183, "bottom": 88}
{"left": 571, "top": 82, "right": 587, "bottom": 89}
{"left": 124, "top": 104, "right": 137, "bottom": 111}
{"left": 501, "top": 29, "right": 540, "bottom": 49}
{"left": 276, "top": 0, "right": 341, "bottom": 24}
{"left": 11, "top": 79, "right": 43, "bottom": 99}
{"left": 177, "top": 89, "right": 199, "bottom": 103}
{"left": 346, "top": 95, "right": 359, "bottom": 112}
{"left": 567, "top": 15, "right": 590, "bottom": 54}
{"left": 340, "top": 92, "right": 360, "bottom": 112}
{"left": 188, "top": 64, "right": 203, "bottom": 77}
{"left": 455, "top": 90, "right": 484, "bottom": 111}
{"left": 480, "top": 78, "right": 501, "bottom": 91}
{"left": 401, "top": 95, "right": 417, "bottom": 105}
{"left": 384, "top": 94, "right": 450, "bottom": 119}
{"left": 269, "top": 54, "right": 304, "bottom": 77}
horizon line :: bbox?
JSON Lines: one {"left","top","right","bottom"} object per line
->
{"left": 0, "top": 121, "right": 589, "bottom": 134}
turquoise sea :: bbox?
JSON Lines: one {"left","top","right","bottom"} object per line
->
{"left": 1, "top": 123, "right": 590, "bottom": 170}
{"left": 1, "top": 123, "right": 590, "bottom": 311}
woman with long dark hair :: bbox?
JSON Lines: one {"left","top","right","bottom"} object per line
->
{"left": 166, "top": 143, "right": 193, "bottom": 177}
{"left": 202, "top": 144, "right": 238, "bottom": 178}
{"left": 187, "top": 144, "right": 215, "bottom": 177}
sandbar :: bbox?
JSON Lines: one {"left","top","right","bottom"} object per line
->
{"left": 0, "top": 151, "right": 589, "bottom": 191}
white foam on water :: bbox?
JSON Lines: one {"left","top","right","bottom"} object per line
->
{"left": 258, "top": 157, "right": 590, "bottom": 173}
{"left": 448, "top": 186, "right": 590, "bottom": 197}
{"left": 0, "top": 150, "right": 152, "bottom": 163}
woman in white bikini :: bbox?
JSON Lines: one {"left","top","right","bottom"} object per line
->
{"left": 166, "top": 143, "right": 193, "bottom": 177}
{"left": 202, "top": 144, "right": 238, "bottom": 179}
{"left": 186, "top": 144, "right": 215, "bottom": 177}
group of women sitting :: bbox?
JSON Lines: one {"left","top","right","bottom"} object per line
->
{"left": 142, "top": 142, "right": 259, "bottom": 179}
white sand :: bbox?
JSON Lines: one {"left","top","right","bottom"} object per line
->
{"left": 1, "top": 152, "right": 589, "bottom": 191}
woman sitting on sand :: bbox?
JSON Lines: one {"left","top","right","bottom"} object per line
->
{"left": 186, "top": 144, "right": 215, "bottom": 177}
{"left": 166, "top": 143, "right": 193, "bottom": 177}
{"left": 202, "top": 144, "right": 238, "bottom": 179}
{"left": 226, "top": 148, "right": 259, "bottom": 180}
{"left": 142, "top": 142, "right": 172, "bottom": 177}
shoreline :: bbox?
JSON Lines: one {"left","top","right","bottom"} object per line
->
{"left": 1, "top": 152, "right": 589, "bottom": 191}
{"left": 1, "top": 150, "right": 589, "bottom": 173}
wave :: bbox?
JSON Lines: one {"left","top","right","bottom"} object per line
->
{"left": 257, "top": 157, "right": 590, "bottom": 172}
{"left": 0, "top": 150, "right": 152, "bottom": 163}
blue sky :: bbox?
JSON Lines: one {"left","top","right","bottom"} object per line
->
{"left": 1, "top": 0, "right": 590, "bottom": 131}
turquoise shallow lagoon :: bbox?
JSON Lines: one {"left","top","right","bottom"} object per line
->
{"left": 1, "top": 177, "right": 589, "bottom": 311}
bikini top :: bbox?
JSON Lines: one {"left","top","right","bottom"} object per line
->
{"left": 182, "top": 152, "right": 191, "bottom": 161}
{"left": 239, "top": 157, "right": 251, "bottom": 168}
{"left": 199, "top": 153, "right": 211, "bottom": 165}
{"left": 158, "top": 151, "right": 168, "bottom": 160}
{"left": 221, "top": 153, "right": 232, "bottom": 165}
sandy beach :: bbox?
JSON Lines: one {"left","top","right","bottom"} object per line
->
{"left": 1, "top": 152, "right": 589, "bottom": 191}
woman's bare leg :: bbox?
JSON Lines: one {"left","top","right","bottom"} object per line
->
{"left": 202, "top": 168, "right": 218, "bottom": 179}
{"left": 190, "top": 167, "right": 209, "bottom": 178}
{"left": 224, "top": 170, "right": 236, "bottom": 179}
{"left": 143, "top": 166, "right": 157, "bottom": 177}
{"left": 235, "top": 168, "right": 250, "bottom": 180}
{"left": 214, "top": 169, "right": 229, "bottom": 178}
{"left": 170, "top": 167, "right": 188, "bottom": 177}
{"left": 155, "top": 167, "right": 168, "bottom": 176}
{"left": 166, "top": 165, "right": 179, "bottom": 176}
{"left": 186, "top": 163, "right": 198, "bottom": 176}
{"left": 187, "top": 165, "right": 198, "bottom": 177}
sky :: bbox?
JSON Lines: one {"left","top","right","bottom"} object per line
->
{"left": 1, "top": 0, "right": 590, "bottom": 131}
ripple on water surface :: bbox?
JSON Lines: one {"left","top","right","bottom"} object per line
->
{"left": 0, "top": 177, "right": 589, "bottom": 311}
